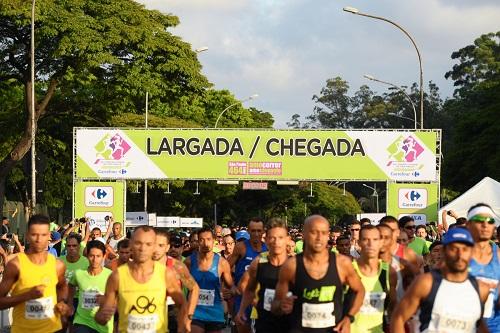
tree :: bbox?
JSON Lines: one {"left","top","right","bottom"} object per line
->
{"left": 0, "top": 0, "right": 210, "bottom": 213}
{"left": 442, "top": 32, "right": 500, "bottom": 192}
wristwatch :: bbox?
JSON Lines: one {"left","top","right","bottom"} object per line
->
{"left": 347, "top": 314, "right": 355, "bottom": 323}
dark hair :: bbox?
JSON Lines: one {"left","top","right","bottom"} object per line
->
{"left": 416, "top": 225, "right": 427, "bottom": 232}
{"left": 337, "top": 235, "right": 350, "bottom": 243}
{"left": 379, "top": 215, "right": 398, "bottom": 225}
{"left": 456, "top": 217, "right": 467, "bottom": 225}
{"left": 331, "top": 226, "right": 343, "bottom": 234}
{"left": 248, "top": 217, "right": 264, "bottom": 226}
{"left": 28, "top": 214, "right": 50, "bottom": 229}
{"left": 468, "top": 203, "right": 492, "bottom": 213}
{"left": 350, "top": 220, "right": 361, "bottom": 227}
{"left": 117, "top": 238, "right": 130, "bottom": 250}
{"left": 86, "top": 240, "right": 106, "bottom": 255}
{"left": 67, "top": 233, "right": 81, "bottom": 244}
{"left": 154, "top": 228, "right": 170, "bottom": 242}
{"left": 429, "top": 241, "right": 442, "bottom": 252}
{"left": 197, "top": 227, "right": 214, "bottom": 237}
{"left": 2, "top": 217, "right": 7, "bottom": 221}
{"left": 360, "top": 218, "right": 371, "bottom": 224}
{"left": 91, "top": 227, "right": 101, "bottom": 233}
{"left": 360, "top": 225, "right": 380, "bottom": 238}
{"left": 134, "top": 225, "right": 155, "bottom": 234}
{"left": 376, "top": 223, "right": 393, "bottom": 233}
{"left": 266, "top": 218, "right": 287, "bottom": 231}
{"left": 398, "top": 216, "right": 414, "bottom": 229}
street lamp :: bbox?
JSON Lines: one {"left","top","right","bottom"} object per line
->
{"left": 30, "top": 0, "right": 36, "bottom": 215}
{"left": 195, "top": 46, "right": 209, "bottom": 53}
{"left": 343, "top": 6, "right": 424, "bottom": 129}
{"left": 214, "top": 94, "right": 258, "bottom": 128}
{"left": 363, "top": 74, "right": 417, "bottom": 130}
{"left": 362, "top": 183, "right": 379, "bottom": 213}
{"left": 388, "top": 113, "right": 421, "bottom": 127}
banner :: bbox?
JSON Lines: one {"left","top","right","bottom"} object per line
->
{"left": 180, "top": 217, "right": 203, "bottom": 228}
{"left": 74, "top": 181, "right": 125, "bottom": 231}
{"left": 386, "top": 182, "right": 439, "bottom": 225}
{"left": 125, "top": 212, "right": 149, "bottom": 227}
{"left": 157, "top": 216, "right": 181, "bottom": 228}
{"left": 75, "top": 128, "right": 439, "bottom": 181}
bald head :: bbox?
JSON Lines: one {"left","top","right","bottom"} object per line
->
{"left": 304, "top": 215, "right": 329, "bottom": 232}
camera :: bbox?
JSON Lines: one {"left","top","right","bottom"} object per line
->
{"left": 447, "top": 211, "right": 453, "bottom": 216}
{"left": 105, "top": 216, "right": 110, "bottom": 221}
{"left": 6, "top": 233, "right": 12, "bottom": 239}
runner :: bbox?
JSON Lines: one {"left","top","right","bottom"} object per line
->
{"left": 273, "top": 215, "right": 365, "bottom": 333}
{"left": 0, "top": 214, "right": 71, "bottom": 333}
{"left": 107, "top": 222, "right": 125, "bottom": 257}
{"left": 466, "top": 203, "right": 500, "bottom": 331}
{"left": 153, "top": 228, "right": 199, "bottom": 333}
{"left": 68, "top": 240, "right": 113, "bottom": 333}
{"left": 235, "top": 218, "right": 290, "bottom": 332}
{"left": 391, "top": 228, "right": 489, "bottom": 332}
{"left": 105, "top": 238, "right": 131, "bottom": 272}
{"left": 95, "top": 225, "right": 187, "bottom": 332}
{"left": 228, "top": 217, "right": 267, "bottom": 333}
{"left": 336, "top": 235, "right": 352, "bottom": 259}
{"left": 184, "top": 227, "right": 234, "bottom": 333}
{"left": 399, "top": 216, "right": 429, "bottom": 256}
{"left": 350, "top": 225, "right": 396, "bottom": 333}
{"left": 349, "top": 220, "right": 362, "bottom": 258}
{"left": 60, "top": 233, "right": 89, "bottom": 331}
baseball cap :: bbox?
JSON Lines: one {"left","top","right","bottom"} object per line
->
{"left": 50, "top": 231, "right": 61, "bottom": 241}
{"left": 442, "top": 228, "right": 474, "bottom": 246}
{"left": 235, "top": 230, "right": 250, "bottom": 241}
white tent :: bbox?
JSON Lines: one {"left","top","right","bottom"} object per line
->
{"left": 440, "top": 177, "right": 500, "bottom": 225}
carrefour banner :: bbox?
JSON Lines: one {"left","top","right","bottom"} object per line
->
{"left": 386, "top": 182, "right": 439, "bottom": 225}
{"left": 74, "top": 128, "right": 439, "bottom": 181}
{"left": 74, "top": 181, "right": 125, "bottom": 231}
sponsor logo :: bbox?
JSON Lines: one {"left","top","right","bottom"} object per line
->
{"left": 85, "top": 187, "right": 114, "bottom": 207}
{"left": 386, "top": 135, "right": 426, "bottom": 179}
{"left": 398, "top": 213, "right": 427, "bottom": 225}
{"left": 398, "top": 189, "right": 427, "bottom": 209}
{"left": 93, "top": 133, "right": 132, "bottom": 174}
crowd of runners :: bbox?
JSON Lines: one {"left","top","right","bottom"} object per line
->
{"left": 0, "top": 202, "right": 498, "bottom": 333}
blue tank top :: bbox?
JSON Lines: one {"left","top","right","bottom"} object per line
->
{"left": 234, "top": 239, "right": 267, "bottom": 284}
{"left": 190, "top": 253, "right": 224, "bottom": 323}
{"left": 469, "top": 242, "right": 500, "bottom": 330}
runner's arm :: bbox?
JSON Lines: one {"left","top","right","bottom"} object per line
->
{"left": 166, "top": 267, "right": 187, "bottom": 333}
{"left": 220, "top": 257, "right": 234, "bottom": 288}
{"left": 0, "top": 259, "right": 36, "bottom": 309}
{"left": 390, "top": 273, "right": 432, "bottom": 333}
{"left": 237, "top": 258, "right": 258, "bottom": 317}
{"left": 55, "top": 259, "right": 68, "bottom": 303}
{"left": 387, "top": 266, "right": 398, "bottom": 317}
{"left": 95, "top": 270, "right": 119, "bottom": 325}
{"left": 271, "top": 256, "right": 296, "bottom": 315}
{"left": 227, "top": 241, "right": 244, "bottom": 268}
{"left": 173, "top": 259, "right": 199, "bottom": 318}
{"left": 339, "top": 254, "right": 365, "bottom": 317}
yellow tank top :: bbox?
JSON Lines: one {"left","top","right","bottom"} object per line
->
{"left": 11, "top": 253, "right": 61, "bottom": 333}
{"left": 351, "top": 260, "right": 388, "bottom": 333}
{"left": 118, "top": 262, "right": 167, "bottom": 333}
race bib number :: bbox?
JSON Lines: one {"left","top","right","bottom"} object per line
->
{"left": 435, "top": 314, "right": 473, "bottom": 332}
{"left": 302, "top": 302, "right": 335, "bottom": 328}
{"left": 25, "top": 297, "right": 54, "bottom": 320}
{"left": 263, "top": 289, "right": 275, "bottom": 311}
{"left": 198, "top": 289, "right": 215, "bottom": 306}
{"left": 81, "top": 291, "right": 99, "bottom": 309}
{"left": 360, "top": 292, "right": 386, "bottom": 314}
{"left": 127, "top": 314, "right": 158, "bottom": 333}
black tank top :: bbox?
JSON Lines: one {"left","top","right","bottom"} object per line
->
{"left": 290, "top": 252, "right": 343, "bottom": 333}
{"left": 255, "top": 252, "right": 289, "bottom": 332}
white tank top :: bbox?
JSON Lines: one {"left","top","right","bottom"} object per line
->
{"left": 421, "top": 277, "right": 481, "bottom": 333}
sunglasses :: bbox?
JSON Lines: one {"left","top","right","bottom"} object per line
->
{"left": 470, "top": 216, "right": 495, "bottom": 225}
{"left": 404, "top": 225, "right": 416, "bottom": 230}
{"left": 351, "top": 228, "right": 360, "bottom": 232}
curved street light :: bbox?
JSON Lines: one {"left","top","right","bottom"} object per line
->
{"left": 195, "top": 46, "right": 209, "bottom": 53}
{"left": 363, "top": 74, "right": 417, "bottom": 130}
{"left": 214, "top": 94, "right": 258, "bottom": 128}
{"left": 343, "top": 6, "right": 424, "bottom": 129}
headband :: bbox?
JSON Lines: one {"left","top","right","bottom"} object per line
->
{"left": 467, "top": 206, "right": 495, "bottom": 220}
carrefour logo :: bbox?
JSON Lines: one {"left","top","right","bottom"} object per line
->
{"left": 85, "top": 186, "right": 114, "bottom": 207}
{"left": 398, "top": 188, "right": 427, "bottom": 209}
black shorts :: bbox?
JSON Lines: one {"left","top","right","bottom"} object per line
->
{"left": 192, "top": 319, "right": 225, "bottom": 331}
{"left": 69, "top": 298, "right": 79, "bottom": 323}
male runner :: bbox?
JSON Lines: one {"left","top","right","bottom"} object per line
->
{"left": 350, "top": 225, "right": 396, "bottom": 333}
{"left": 235, "top": 218, "right": 290, "bottom": 332}
{"left": 105, "top": 238, "right": 131, "bottom": 272}
{"left": 391, "top": 228, "right": 489, "bottom": 332}
{"left": 95, "top": 226, "right": 187, "bottom": 332}
{"left": 0, "top": 214, "right": 71, "bottom": 333}
{"left": 273, "top": 215, "right": 365, "bottom": 333}
{"left": 184, "top": 227, "right": 233, "bottom": 333}
{"left": 107, "top": 222, "right": 125, "bottom": 256}
{"left": 68, "top": 240, "right": 113, "bottom": 333}
{"left": 467, "top": 203, "right": 500, "bottom": 331}
{"left": 399, "top": 216, "right": 429, "bottom": 256}
{"left": 228, "top": 217, "right": 267, "bottom": 333}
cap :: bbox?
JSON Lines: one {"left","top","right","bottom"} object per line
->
{"left": 222, "top": 228, "right": 231, "bottom": 237}
{"left": 94, "top": 237, "right": 106, "bottom": 245}
{"left": 170, "top": 234, "right": 183, "bottom": 247}
{"left": 50, "top": 231, "right": 61, "bottom": 241}
{"left": 235, "top": 230, "right": 250, "bottom": 241}
{"left": 442, "top": 228, "right": 474, "bottom": 246}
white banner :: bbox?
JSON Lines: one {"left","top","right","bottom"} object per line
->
{"left": 85, "top": 212, "right": 112, "bottom": 232}
{"left": 180, "top": 217, "right": 203, "bottom": 228}
{"left": 125, "top": 211, "right": 149, "bottom": 227}
{"left": 148, "top": 213, "right": 157, "bottom": 227}
{"left": 157, "top": 216, "right": 181, "bottom": 228}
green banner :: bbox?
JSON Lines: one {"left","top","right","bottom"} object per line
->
{"left": 74, "top": 181, "right": 125, "bottom": 231}
{"left": 386, "top": 182, "right": 439, "bottom": 225}
{"left": 75, "top": 129, "right": 439, "bottom": 181}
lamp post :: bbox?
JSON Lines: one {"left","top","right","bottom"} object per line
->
{"left": 214, "top": 94, "right": 258, "bottom": 128}
{"left": 388, "top": 113, "right": 421, "bottom": 127}
{"left": 363, "top": 74, "right": 417, "bottom": 130}
{"left": 30, "top": 0, "right": 36, "bottom": 215}
{"left": 343, "top": 6, "right": 424, "bottom": 129}
{"left": 362, "top": 183, "right": 379, "bottom": 213}
{"left": 195, "top": 46, "right": 209, "bottom": 53}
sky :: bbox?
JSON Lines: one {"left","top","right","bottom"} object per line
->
{"left": 139, "top": 0, "right": 500, "bottom": 127}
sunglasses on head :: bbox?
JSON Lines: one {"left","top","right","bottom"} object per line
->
{"left": 470, "top": 216, "right": 495, "bottom": 225}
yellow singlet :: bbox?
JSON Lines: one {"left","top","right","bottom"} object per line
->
{"left": 118, "top": 262, "right": 167, "bottom": 333}
{"left": 11, "top": 252, "right": 61, "bottom": 333}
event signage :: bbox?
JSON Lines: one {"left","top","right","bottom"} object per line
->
{"left": 125, "top": 211, "right": 149, "bottom": 227}
{"left": 75, "top": 128, "right": 439, "bottom": 181}
{"left": 387, "top": 182, "right": 439, "bottom": 225}
{"left": 74, "top": 181, "right": 125, "bottom": 231}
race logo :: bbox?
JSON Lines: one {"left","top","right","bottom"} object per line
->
{"left": 94, "top": 133, "right": 131, "bottom": 163}
{"left": 387, "top": 135, "right": 424, "bottom": 163}
{"left": 398, "top": 188, "right": 427, "bottom": 209}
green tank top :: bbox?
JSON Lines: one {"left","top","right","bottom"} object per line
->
{"left": 70, "top": 268, "right": 113, "bottom": 333}
{"left": 351, "top": 260, "right": 389, "bottom": 333}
